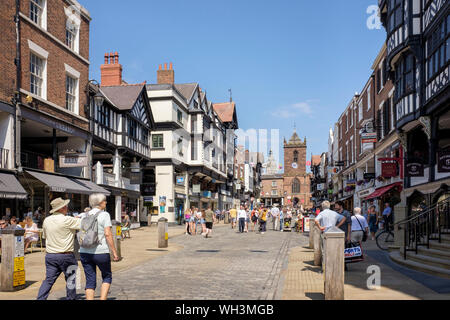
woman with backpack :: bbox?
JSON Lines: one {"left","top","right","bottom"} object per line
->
{"left": 78, "top": 193, "right": 119, "bottom": 300}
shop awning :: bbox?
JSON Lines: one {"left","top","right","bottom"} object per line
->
{"left": 364, "top": 182, "right": 402, "bottom": 200}
{"left": 26, "top": 170, "right": 107, "bottom": 195}
{"left": 73, "top": 179, "right": 110, "bottom": 196}
{"left": 0, "top": 173, "right": 28, "bottom": 199}
{"left": 337, "top": 195, "right": 353, "bottom": 202}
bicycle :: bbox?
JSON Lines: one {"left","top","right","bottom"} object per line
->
{"left": 375, "top": 223, "right": 395, "bottom": 250}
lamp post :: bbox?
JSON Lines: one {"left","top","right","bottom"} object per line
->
{"left": 84, "top": 80, "right": 104, "bottom": 181}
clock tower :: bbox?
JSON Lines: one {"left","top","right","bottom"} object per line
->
{"left": 283, "top": 129, "right": 311, "bottom": 208}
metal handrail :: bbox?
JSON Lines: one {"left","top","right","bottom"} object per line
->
{"left": 395, "top": 196, "right": 450, "bottom": 226}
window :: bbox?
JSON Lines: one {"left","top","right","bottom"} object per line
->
{"left": 191, "top": 115, "right": 197, "bottom": 133}
{"left": 30, "top": 0, "right": 43, "bottom": 26}
{"left": 383, "top": 99, "right": 391, "bottom": 136}
{"left": 388, "top": 0, "right": 403, "bottom": 33}
{"left": 346, "top": 112, "right": 349, "bottom": 132}
{"left": 177, "top": 109, "right": 183, "bottom": 124}
{"left": 178, "top": 138, "right": 183, "bottom": 155}
{"left": 30, "top": 53, "right": 44, "bottom": 97}
{"left": 141, "top": 128, "right": 148, "bottom": 144}
{"left": 128, "top": 119, "right": 137, "bottom": 139}
{"left": 272, "top": 190, "right": 278, "bottom": 196}
{"left": 377, "top": 108, "right": 383, "bottom": 140}
{"left": 66, "top": 24, "right": 77, "bottom": 50}
{"left": 425, "top": 16, "right": 450, "bottom": 81}
{"left": 191, "top": 136, "right": 197, "bottom": 160}
{"left": 152, "top": 134, "right": 163, "bottom": 148}
{"left": 292, "top": 178, "right": 300, "bottom": 194}
{"left": 395, "top": 53, "right": 415, "bottom": 101}
{"left": 65, "top": 75, "right": 77, "bottom": 112}
{"left": 293, "top": 150, "right": 298, "bottom": 162}
{"left": 272, "top": 181, "right": 277, "bottom": 187}
{"left": 97, "top": 104, "right": 110, "bottom": 127}
{"left": 367, "top": 84, "right": 371, "bottom": 110}
{"left": 358, "top": 101, "right": 363, "bottom": 122}
{"left": 376, "top": 68, "right": 382, "bottom": 92}
{"left": 350, "top": 108, "right": 353, "bottom": 127}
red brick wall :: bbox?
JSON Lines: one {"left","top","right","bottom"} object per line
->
{"left": 0, "top": 0, "right": 18, "bottom": 105}
{"left": 261, "top": 177, "right": 284, "bottom": 198}
{"left": 283, "top": 143, "right": 311, "bottom": 208}
{"left": 338, "top": 100, "right": 356, "bottom": 169}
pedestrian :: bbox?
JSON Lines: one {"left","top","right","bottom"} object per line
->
{"left": 203, "top": 206, "right": 214, "bottom": 238}
{"left": 190, "top": 207, "right": 197, "bottom": 236}
{"left": 78, "top": 193, "right": 119, "bottom": 300}
{"left": 367, "top": 205, "right": 379, "bottom": 240}
{"left": 258, "top": 208, "right": 267, "bottom": 234}
{"left": 195, "top": 209, "right": 202, "bottom": 234}
{"left": 244, "top": 207, "right": 250, "bottom": 233}
{"left": 184, "top": 207, "right": 192, "bottom": 235}
{"left": 37, "top": 198, "right": 81, "bottom": 300}
{"left": 280, "top": 208, "right": 285, "bottom": 231}
{"left": 334, "top": 201, "right": 352, "bottom": 243}
{"left": 351, "top": 207, "right": 369, "bottom": 245}
{"left": 314, "top": 201, "right": 346, "bottom": 233}
{"left": 382, "top": 202, "right": 393, "bottom": 232}
{"left": 237, "top": 205, "right": 246, "bottom": 233}
{"left": 250, "top": 209, "right": 258, "bottom": 232}
{"left": 229, "top": 206, "right": 237, "bottom": 229}
{"left": 270, "top": 205, "right": 280, "bottom": 231}
{"left": 24, "top": 217, "right": 39, "bottom": 251}
{"left": 201, "top": 209, "right": 207, "bottom": 234}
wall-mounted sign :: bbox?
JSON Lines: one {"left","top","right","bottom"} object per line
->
{"left": 335, "top": 161, "right": 345, "bottom": 167}
{"left": 406, "top": 162, "right": 424, "bottom": 177}
{"left": 382, "top": 162, "right": 397, "bottom": 178}
{"left": 438, "top": 151, "right": 450, "bottom": 173}
{"left": 363, "top": 173, "right": 376, "bottom": 180}
{"left": 59, "top": 154, "right": 88, "bottom": 168}
{"left": 346, "top": 180, "right": 356, "bottom": 187}
{"left": 176, "top": 193, "right": 186, "bottom": 199}
{"left": 193, "top": 184, "right": 201, "bottom": 193}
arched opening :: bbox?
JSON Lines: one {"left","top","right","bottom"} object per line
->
{"left": 293, "top": 150, "right": 298, "bottom": 163}
{"left": 408, "top": 127, "right": 430, "bottom": 166}
{"left": 408, "top": 190, "right": 427, "bottom": 217}
{"left": 292, "top": 178, "right": 300, "bottom": 194}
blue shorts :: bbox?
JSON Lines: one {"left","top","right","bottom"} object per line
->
{"left": 200, "top": 219, "right": 205, "bottom": 224}
{"left": 80, "top": 253, "right": 112, "bottom": 290}
{"left": 189, "top": 217, "right": 195, "bottom": 222}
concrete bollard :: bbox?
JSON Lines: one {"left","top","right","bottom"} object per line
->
{"left": 110, "top": 221, "right": 122, "bottom": 261}
{"left": 313, "top": 225, "right": 322, "bottom": 266}
{"left": 1, "top": 229, "right": 26, "bottom": 292}
{"left": 323, "top": 226, "right": 345, "bottom": 300}
{"left": 309, "top": 219, "right": 315, "bottom": 249}
{"left": 158, "top": 217, "right": 168, "bottom": 248}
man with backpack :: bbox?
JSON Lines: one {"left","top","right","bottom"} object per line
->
{"left": 37, "top": 198, "right": 81, "bottom": 300}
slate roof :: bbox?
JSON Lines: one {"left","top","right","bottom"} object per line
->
{"left": 100, "top": 84, "right": 144, "bottom": 110}
{"left": 174, "top": 83, "right": 198, "bottom": 102}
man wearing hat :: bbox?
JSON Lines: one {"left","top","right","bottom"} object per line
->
{"left": 37, "top": 198, "right": 81, "bottom": 300}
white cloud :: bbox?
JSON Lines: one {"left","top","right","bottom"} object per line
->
{"left": 270, "top": 100, "right": 316, "bottom": 118}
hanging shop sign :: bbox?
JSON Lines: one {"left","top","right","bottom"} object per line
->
{"left": 381, "top": 162, "right": 397, "bottom": 178}
{"left": 130, "top": 172, "right": 142, "bottom": 185}
{"left": 335, "top": 161, "right": 345, "bottom": 167}
{"left": 438, "top": 151, "right": 450, "bottom": 173}
{"left": 59, "top": 153, "right": 88, "bottom": 168}
{"left": 361, "top": 132, "right": 377, "bottom": 144}
{"left": 176, "top": 176, "right": 185, "bottom": 185}
{"left": 192, "top": 184, "right": 201, "bottom": 193}
{"left": 406, "top": 162, "right": 424, "bottom": 177}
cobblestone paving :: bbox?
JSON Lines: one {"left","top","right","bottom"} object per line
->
{"left": 49, "top": 225, "right": 307, "bottom": 300}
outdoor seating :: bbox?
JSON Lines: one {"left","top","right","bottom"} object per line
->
{"left": 27, "top": 229, "right": 43, "bottom": 253}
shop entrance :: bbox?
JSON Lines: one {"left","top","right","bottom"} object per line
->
{"left": 175, "top": 199, "right": 184, "bottom": 225}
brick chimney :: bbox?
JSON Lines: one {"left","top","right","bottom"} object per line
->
{"left": 100, "top": 52, "right": 123, "bottom": 86}
{"left": 157, "top": 62, "right": 174, "bottom": 84}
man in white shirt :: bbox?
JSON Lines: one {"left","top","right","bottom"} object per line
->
{"left": 270, "top": 205, "right": 280, "bottom": 231}
{"left": 314, "top": 201, "right": 346, "bottom": 233}
{"left": 237, "top": 205, "right": 247, "bottom": 233}
{"left": 351, "top": 207, "right": 369, "bottom": 243}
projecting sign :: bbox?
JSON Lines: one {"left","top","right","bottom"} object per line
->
{"left": 335, "top": 161, "right": 345, "bottom": 167}
{"left": 382, "top": 162, "right": 397, "bottom": 178}
{"left": 406, "top": 162, "right": 424, "bottom": 177}
{"left": 192, "top": 184, "right": 201, "bottom": 193}
{"left": 361, "top": 132, "right": 377, "bottom": 144}
{"left": 363, "top": 173, "right": 376, "bottom": 180}
{"left": 176, "top": 176, "right": 185, "bottom": 185}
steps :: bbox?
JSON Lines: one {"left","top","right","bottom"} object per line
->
{"left": 390, "top": 251, "right": 450, "bottom": 279}
{"left": 389, "top": 233, "right": 450, "bottom": 279}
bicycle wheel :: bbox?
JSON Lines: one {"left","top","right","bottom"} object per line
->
{"left": 376, "top": 231, "right": 395, "bottom": 251}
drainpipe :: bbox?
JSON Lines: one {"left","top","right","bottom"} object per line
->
{"left": 14, "top": 0, "right": 22, "bottom": 169}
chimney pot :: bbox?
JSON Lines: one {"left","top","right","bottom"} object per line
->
{"left": 169, "top": 62, "right": 173, "bottom": 70}
{"left": 115, "top": 52, "right": 119, "bottom": 64}
{"left": 110, "top": 52, "right": 114, "bottom": 64}
{"left": 159, "top": 64, "right": 162, "bottom": 70}
{"left": 104, "top": 53, "right": 108, "bottom": 64}
{"left": 164, "top": 63, "right": 167, "bottom": 70}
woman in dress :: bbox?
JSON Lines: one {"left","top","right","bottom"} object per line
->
{"left": 24, "top": 217, "right": 39, "bottom": 251}
{"left": 184, "top": 207, "right": 192, "bottom": 235}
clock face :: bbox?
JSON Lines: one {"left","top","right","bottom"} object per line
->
{"left": 292, "top": 162, "right": 298, "bottom": 169}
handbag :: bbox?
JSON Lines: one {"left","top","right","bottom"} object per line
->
{"left": 355, "top": 216, "right": 368, "bottom": 242}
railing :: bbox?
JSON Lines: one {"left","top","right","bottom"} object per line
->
{"left": 0, "top": 148, "right": 9, "bottom": 169}
{"left": 396, "top": 197, "right": 450, "bottom": 260}
{"left": 21, "top": 150, "right": 48, "bottom": 170}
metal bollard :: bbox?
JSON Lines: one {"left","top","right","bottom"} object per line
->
{"left": 1, "top": 229, "right": 26, "bottom": 292}
{"left": 158, "top": 217, "right": 168, "bottom": 248}
{"left": 313, "top": 225, "right": 322, "bottom": 266}
{"left": 309, "top": 219, "right": 315, "bottom": 249}
{"left": 323, "top": 226, "right": 345, "bottom": 300}
{"left": 110, "top": 221, "right": 122, "bottom": 261}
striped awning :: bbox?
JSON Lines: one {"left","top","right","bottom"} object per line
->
{"left": 0, "top": 173, "right": 28, "bottom": 199}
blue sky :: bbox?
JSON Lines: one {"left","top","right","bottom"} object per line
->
{"left": 81, "top": 0, "right": 386, "bottom": 169}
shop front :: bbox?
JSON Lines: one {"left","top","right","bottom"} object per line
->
{"left": 175, "top": 193, "right": 186, "bottom": 225}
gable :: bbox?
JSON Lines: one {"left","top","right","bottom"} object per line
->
{"left": 131, "top": 92, "right": 149, "bottom": 127}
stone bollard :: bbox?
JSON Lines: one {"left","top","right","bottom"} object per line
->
{"left": 110, "top": 220, "right": 122, "bottom": 261}
{"left": 323, "top": 226, "right": 345, "bottom": 300}
{"left": 309, "top": 219, "right": 315, "bottom": 249}
{"left": 224, "top": 212, "right": 230, "bottom": 224}
{"left": 158, "top": 217, "right": 168, "bottom": 248}
{"left": 313, "top": 225, "right": 322, "bottom": 266}
{"left": 1, "top": 229, "right": 26, "bottom": 292}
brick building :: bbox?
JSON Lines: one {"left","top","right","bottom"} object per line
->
{"left": 260, "top": 174, "right": 284, "bottom": 207}
{"left": 282, "top": 129, "right": 311, "bottom": 209}
{"left": 0, "top": 0, "right": 109, "bottom": 218}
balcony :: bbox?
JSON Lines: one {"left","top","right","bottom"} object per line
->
{"left": 0, "top": 148, "right": 9, "bottom": 169}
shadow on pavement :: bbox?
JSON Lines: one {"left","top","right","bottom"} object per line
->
{"left": 305, "top": 292, "right": 324, "bottom": 300}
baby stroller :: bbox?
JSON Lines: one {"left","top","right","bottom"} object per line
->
{"left": 283, "top": 215, "right": 292, "bottom": 232}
